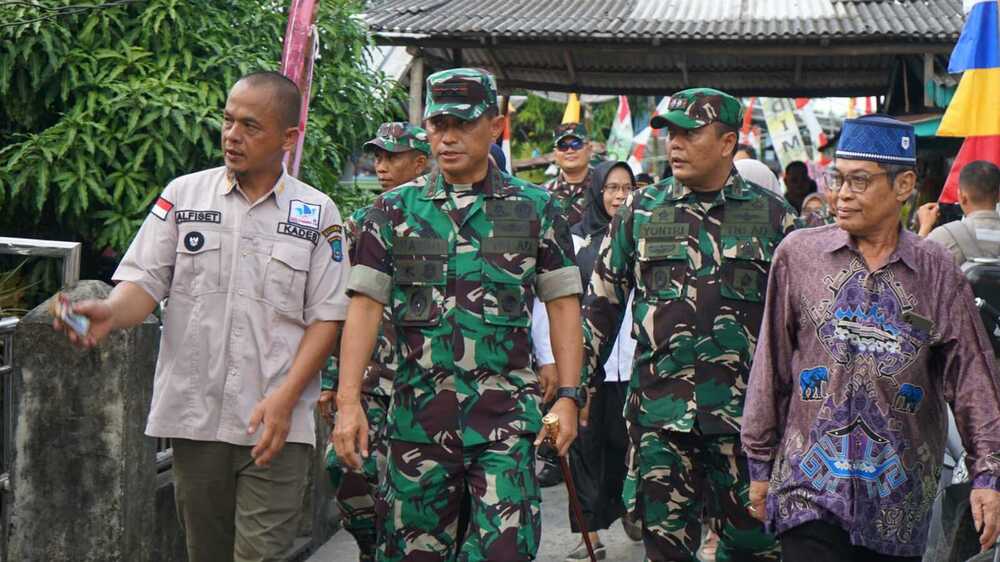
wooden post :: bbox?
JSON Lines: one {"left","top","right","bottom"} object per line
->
{"left": 409, "top": 56, "right": 424, "bottom": 125}
{"left": 923, "top": 53, "right": 934, "bottom": 108}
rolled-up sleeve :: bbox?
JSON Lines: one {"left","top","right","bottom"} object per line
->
{"left": 346, "top": 199, "right": 395, "bottom": 304}
{"left": 112, "top": 182, "right": 180, "bottom": 302}
{"left": 303, "top": 197, "right": 351, "bottom": 323}
{"left": 939, "top": 266, "right": 1000, "bottom": 490}
{"left": 741, "top": 245, "right": 795, "bottom": 481}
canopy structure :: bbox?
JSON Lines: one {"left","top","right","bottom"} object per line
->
{"left": 365, "top": 0, "right": 963, "bottom": 113}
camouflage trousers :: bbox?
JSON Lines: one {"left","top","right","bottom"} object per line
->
{"left": 325, "top": 393, "right": 390, "bottom": 557}
{"left": 378, "top": 434, "right": 541, "bottom": 561}
{"left": 631, "top": 425, "right": 779, "bottom": 562}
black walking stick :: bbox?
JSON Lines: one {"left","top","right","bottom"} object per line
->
{"left": 543, "top": 413, "right": 597, "bottom": 562}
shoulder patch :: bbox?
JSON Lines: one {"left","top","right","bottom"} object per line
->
{"left": 151, "top": 196, "right": 174, "bottom": 221}
{"left": 322, "top": 224, "right": 342, "bottom": 240}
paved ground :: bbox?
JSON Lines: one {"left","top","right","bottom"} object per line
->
{"left": 307, "top": 482, "right": 647, "bottom": 562}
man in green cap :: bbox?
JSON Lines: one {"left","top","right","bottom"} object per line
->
{"left": 582, "top": 87, "right": 796, "bottom": 561}
{"left": 546, "top": 122, "right": 594, "bottom": 226}
{"left": 333, "top": 68, "right": 585, "bottom": 561}
{"left": 317, "top": 121, "right": 431, "bottom": 561}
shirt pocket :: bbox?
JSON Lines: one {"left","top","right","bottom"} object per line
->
{"left": 719, "top": 235, "right": 775, "bottom": 303}
{"left": 391, "top": 256, "right": 447, "bottom": 327}
{"left": 263, "top": 243, "right": 311, "bottom": 312}
{"left": 636, "top": 237, "right": 687, "bottom": 302}
{"left": 173, "top": 230, "right": 222, "bottom": 296}
{"left": 481, "top": 238, "right": 537, "bottom": 328}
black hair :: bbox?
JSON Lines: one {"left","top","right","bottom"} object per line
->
{"left": 959, "top": 160, "right": 1000, "bottom": 204}
{"left": 714, "top": 122, "right": 739, "bottom": 157}
{"left": 785, "top": 161, "right": 808, "bottom": 174}
{"left": 236, "top": 71, "right": 302, "bottom": 129}
{"left": 736, "top": 143, "right": 757, "bottom": 160}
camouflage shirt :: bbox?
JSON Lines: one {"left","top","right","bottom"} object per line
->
{"left": 321, "top": 204, "right": 398, "bottom": 397}
{"left": 799, "top": 207, "right": 836, "bottom": 229}
{"left": 583, "top": 172, "right": 797, "bottom": 435}
{"left": 544, "top": 167, "right": 593, "bottom": 226}
{"left": 347, "top": 164, "right": 581, "bottom": 446}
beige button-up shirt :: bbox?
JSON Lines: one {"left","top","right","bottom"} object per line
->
{"left": 114, "top": 166, "right": 350, "bottom": 446}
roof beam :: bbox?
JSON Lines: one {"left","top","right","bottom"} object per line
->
{"left": 373, "top": 36, "right": 954, "bottom": 57}
{"left": 563, "top": 50, "right": 577, "bottom": 85}
{"left": 483, "top": 47, "right": 509, "bottom": 80}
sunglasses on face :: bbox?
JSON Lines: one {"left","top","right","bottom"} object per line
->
{"left": 556, "top": 138, "right": 586, "bottom": 152}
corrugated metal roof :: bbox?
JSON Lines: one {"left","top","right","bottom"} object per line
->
{"left": 365, "top": 0, "right": 964, "bottom": 42}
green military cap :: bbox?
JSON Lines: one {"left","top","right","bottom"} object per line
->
{"left": 650, "top": 88, "right": 743, "bottom": 130}
{"left": 554, "top": 122, "right": 588, "bottom": 144}
{"left": 363, "top": 122, "right": 431, "bottom": 156}
{"left": 423, "top": 68, "right": 499, "bottom": 121}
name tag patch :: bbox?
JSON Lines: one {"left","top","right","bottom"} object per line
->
{"left": 393, "top": 237, "right": 448, "bottom": 256}
{"left": 175, "top": 210, "right": 222, "bottom": 224}
{"left": 289, "top": 200, "right": 321, "bottom": 229}
{"left": 277, "top": 222, "right": 319, "bottom": 245}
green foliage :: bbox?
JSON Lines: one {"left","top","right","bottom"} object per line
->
{"left": 0, "top": 0, "right": 401, "bottom": 301}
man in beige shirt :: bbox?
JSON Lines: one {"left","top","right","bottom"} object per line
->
{"left": 917, "top": 160, "right": 1000, "bottom": 264}
{"left": 54, "top": 72, "right": 349, "bottom": 562}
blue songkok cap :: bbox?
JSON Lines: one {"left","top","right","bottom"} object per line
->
{"left": 835, "top": 114, "right": 916, "bottom": 166}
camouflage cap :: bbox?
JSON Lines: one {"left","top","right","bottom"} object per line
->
{"left": 554, "top": 122, "right": 588, "bottom": 144}
{"left": 363, "top": 122, "right": 431, "bottom": 156}
{"left": 423, "top": 68, "right": 498, "bottom": 121}
{"left": 650, "top": 88, "right": 743, "bottom": 130}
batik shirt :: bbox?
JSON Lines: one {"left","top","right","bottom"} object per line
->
{"left": 544, "top": 167, "right": 593, "bottom": 226}
{"left": 583, "top": 172, "right": 797, "bottom": 435}
{"left": 741, "top": 224, "right": 1000, "bottom": 557}
{"left": 347, "top": 164, "right": 581, "bottom": 446}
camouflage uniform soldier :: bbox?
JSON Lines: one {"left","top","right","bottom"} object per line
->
{"left": 319, "top": 123, "right": 431, "bottom": 560}
{"left": 333, "top": 68, "right": 585, "bottom": 562}
{"left": 545, "top": 122, "right": 594, "bottom": 226}
{"left": 582, "top": 88, "right": 796, "bottom": 562}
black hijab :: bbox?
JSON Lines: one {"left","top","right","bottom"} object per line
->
{"left": 572, "top": 161, "right": 636, "bottom": 285}
{"left": 573, "top": 160, "right": 636, "bottom": 239}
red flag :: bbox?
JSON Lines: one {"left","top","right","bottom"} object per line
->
{"left": 939, "top": 135, "right": 1000, "bottom": 203}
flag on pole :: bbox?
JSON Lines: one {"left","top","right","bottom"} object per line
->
{"left": 606, "top": 96, "right": 634, "bottom": 161}
{"left": 562, "top": 93, "right": 582, "bottom": 124}
{"left": 627, "top": 126, "right": 652, "bottom": 174}
{"left": 795, "top": 98, "right": 829, "bottom": 163}
{"left": 501, "top": 113, "right": 513, "bottom": 174}
{"left": 938, "top": 0, "right": 1000, "bottom": 203}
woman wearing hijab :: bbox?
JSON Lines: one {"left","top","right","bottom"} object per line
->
{"left": 564, "top": 161, "right": 641, "bottom": 560}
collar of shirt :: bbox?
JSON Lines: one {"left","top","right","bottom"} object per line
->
{"left": 666, "top": 168, "right": 752, "bottom": 204}
{"left": 965, "top": 209, "right": 1000, "bottom": 222}
{"left": 818, "top": 224, "right": 920, "bottom": 271}
{"left": 220, "top": 165, "right": 290, "bottom": 209}
{"left": 421, "top": 162, "right": 515, "bottom": 200}
{"left": 558, "top": 166, "right": 593, "bottom": 187}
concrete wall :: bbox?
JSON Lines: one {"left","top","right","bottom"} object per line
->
{"left": 3, "top": 280, "right": 336, "bottom": 562}
{"left": 7, "top": 281, "right": 158, "bottom": 562}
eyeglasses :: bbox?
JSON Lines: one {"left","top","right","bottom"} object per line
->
{"left": 603, "top": 183, "right": 634, "bottom": 194}
{"left": 823, "top": 171, "right": 890, "bottom": 194}
{"left": 556, "top": 138, "right": 586, "bottom": 152}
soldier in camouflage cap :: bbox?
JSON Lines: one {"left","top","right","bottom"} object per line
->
{"left": 361, "top": 122, "right": 431, "bottom": 191}
{"left": 546, "top": 122, "right": 594, "bottom": 227}
{"left": 334, "top": 67, "right": 585, "bottom": 561}
{"left": 318, "top": 122, "right": 431, "bottom": 561}
{"left": 583, "top": 87, "right": 793, "bottom": 561}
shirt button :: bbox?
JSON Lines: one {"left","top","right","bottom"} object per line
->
{"left": 238, "top": 289, "right": 245, "bottom": 296}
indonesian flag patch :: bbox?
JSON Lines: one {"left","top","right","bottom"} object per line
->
{"left": 151, "top": 196, "right": 174, "bottom": 221}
